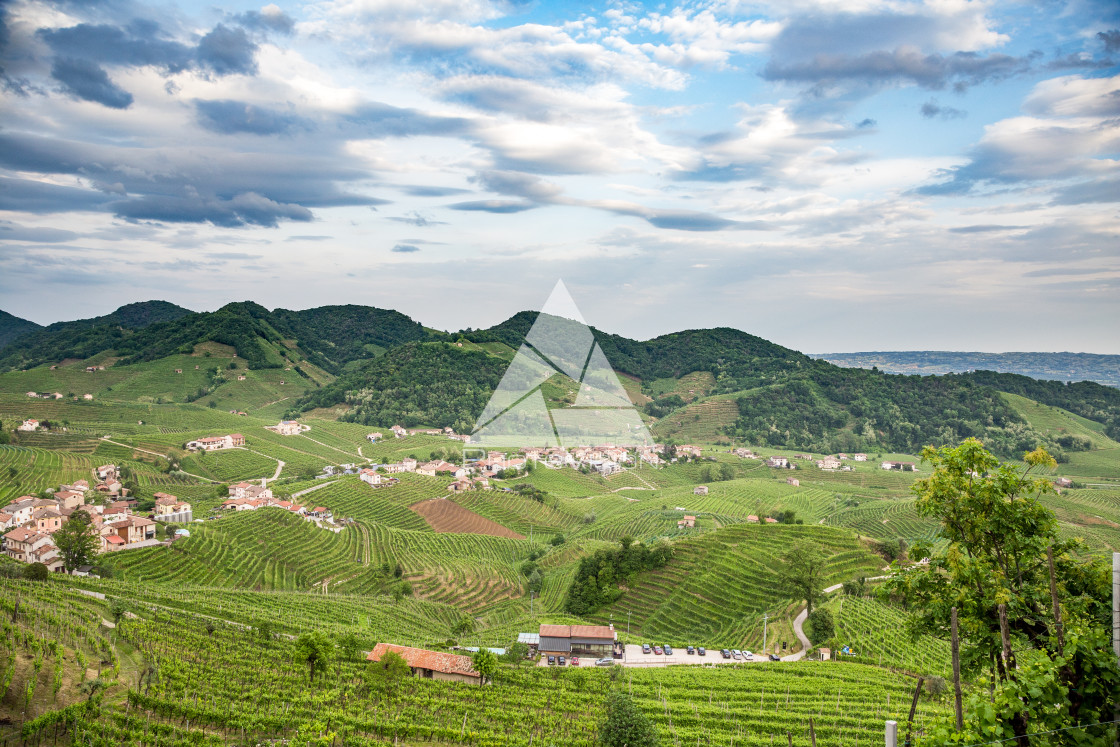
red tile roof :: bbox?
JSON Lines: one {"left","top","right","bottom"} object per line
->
{"left": 366, "top": 643, "right": 479, "bottom": 678}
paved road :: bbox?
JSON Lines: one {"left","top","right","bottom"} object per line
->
{"left": 99, "top": 437, "right": 215, "bottom": 483}
{"left": 782, "top": 576, "right": 891, "bottom": 661}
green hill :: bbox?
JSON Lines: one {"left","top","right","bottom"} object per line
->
{"left": 0, "top": 309, "right": 41, "bottom": 350}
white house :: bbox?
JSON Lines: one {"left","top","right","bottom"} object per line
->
{"left": 360, "top": 469, "right": 382, "bottom": 486}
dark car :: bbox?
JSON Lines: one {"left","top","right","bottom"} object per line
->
{"left": 653, "top": 646, "right": 663, "bottom": 655}
{"left": 769, "top": 653, "right": 781, "bottom": 661}
{"left": 721, "top": 649, "right": 731, "bottom": 659}
{"left": 558, "top": 655, "right": 566, "bottom": 666}
{"left": 547, "top": 655, "right": 556, "bottom": 665}
{"left": 642, "top": 643, "right": 652, "bottom": 654}
{"left": 686, "top": 646, "right": 695, "bottom": 655}
{"left": 663, "top": 645, "right": 673, "bottom": 656}
{"left": 698, "top": 647, "right": 707, "bottom": 656}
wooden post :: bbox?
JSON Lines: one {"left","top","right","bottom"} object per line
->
{"left": 1047, "top": 546, "right": 1064, "bottom": 657}
{"left": 885, "top": 720, "right": 898, "bottom": 747}
{"left": 951, "top": 607, "right": 963, "bottom": 732}
{"left": 787, "top": 732, "right": 793, "bottom": 747}
{"left": 998, "top": 604, "right": 1011, "bottom": 669}
{"left": 904, "top": 678, "right": 923, "bottom": 747}
{"left": 809, "top": 718, "right": 817, "bottom": 747}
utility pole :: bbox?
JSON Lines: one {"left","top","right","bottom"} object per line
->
{"left": 627, "top": 610, "right": 632, "bottom": 636}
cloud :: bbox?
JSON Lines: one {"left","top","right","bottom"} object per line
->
{"left": 1099, "top": 30, "right": 1120, "bottom": 54}
{"left": 447, "top": 199, "right": 537, "bottom": 213}
{"left": 37, "top": 23, "right": 193, "bottom": 73}
{"left": 112, "top": 191, "right": 313, "bottom": 227}
{"left": 921, "top": 99, "right": 966, "bottom": 119}
{"left": 0, "top": 176, "right": 112, "bottom": 213}
{"left": 0, "top": 222, "right": 79, "bottom": 243}
{"left": 948, "top": 225, "right": 1028, "bottom": 234}
{"left": 387, "top": 211, "right": 447, "bottom": 226}
{"left": 398, "top": 185, "right": 469, "bottom": 197}
{"left": 342, "top": 102, "right": 470, "bottom": 138}
{"left": 233, "top": 5, "right": 296, "bottom": 35}
{"left": 49, "top": 57, "right": 133, "bottom": 108}
{"left": 196, "top": 24, "right": 259, "bottom": 76}
{"left": 391, "top": 243, "right": 420, "bottom": 252}
{"left": 472, "top": 170, "right": 563, "bottom": 202}
{"left": 1050, "top": 177, "right": 1120, "bottom": 205}
{"left": 195, "top": 99, "right": 311, "bottom": 135}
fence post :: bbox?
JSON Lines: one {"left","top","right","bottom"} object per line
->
{"left": 885, "top": 720, "right": 898, "bottom": 747}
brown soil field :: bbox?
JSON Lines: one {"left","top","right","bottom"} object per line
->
{"left": 409, "top": 498, "right": 525, "bottom": 539}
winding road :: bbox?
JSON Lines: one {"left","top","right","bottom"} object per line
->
{"left": 782, "top": 575, "right": 892, "bottom": 661}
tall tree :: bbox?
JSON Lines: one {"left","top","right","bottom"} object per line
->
{"left": 53, "top": 511, "right": 99, "bottom": 572}
{"left": 295, "top": 631, "right": 336, "bottom": 683}
{"left": 598, "top": 691, "right": 657, "bottom": 747}
{"left": 471, "top": 649, "right": 498, "bottom": 686}
{"left": 777, "top": 542, "right": 828, "bottom": 614}
{"left": 365, "top": 651, "right": 411, "bottom": 697}
{"left": 881, "top": 439, "right": 1120, "bottom": 745}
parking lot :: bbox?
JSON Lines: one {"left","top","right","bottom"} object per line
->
{"left": 538, "top": 644, "right": 783, "bottom": 668}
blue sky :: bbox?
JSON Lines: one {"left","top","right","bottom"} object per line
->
{"left": 0, "top": 0, "right": 1117, "bottom": 353}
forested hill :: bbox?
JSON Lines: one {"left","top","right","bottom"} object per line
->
{"left": 0, "top": 310, "right": 41, "bottom": 350}
{"left": 0, "top": 301, "right": 427, "bottom": 374}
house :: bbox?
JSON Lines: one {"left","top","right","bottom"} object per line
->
{"left": 1053, "top": 477, "right": 1073, "bottom": 488}
{"left": 767, "top": 456, "right": 790, "bottom": 469}
{"left": 69, "top": 480, "right": 90, "bottom": 492}
{"left": 96, "top": 481, "right": 124, "bottom": 496}
{"left": 853, "top": 453, "right": 868, "bottom": 462}
{"left": 676, "top": 445, "right": 702, "bottom": 458}
{"left": 228, "top": 481, "right": 273, "bottom": 501}
{"left": 390, "top": 425, "right": 408, "bottom": 438}
{"left": 693, "top": 485, "right": 709, "bottom": 496}
{"left": 881, "top": 461, "right": 917, "bottom": 472}
{"left": 96, "top": 465, "right": 118, "bottom": 481}
{"left": 764, "top": 517, "right": 779, "bottom": 524}
{"left": 538, "top": 624, "right": 618, "bottom": 657}
{"left": 2, "top": 497, "right": 38, "bottom": 527}
{"left": 366, "top": 432, "right": 383, "bottom": 442}
{"left": 677, "top": 515, "right": 696, "bottom": 528}
{"left": 816, "top": 456, "right": 841, "bottom": 471}
{"left": 104, "top": 516, "right": 157, "bottom": 545}
{"left": 83, "top": 394, "right": 93, "bottom": 400}
{"left": 54, "top": 490, "right": 84, "bottom": 510}
{"left": 18, "top": 419, "right": 40, "bottom": 431}
{"left": 448, "top": 479, "right": 472, "bottom": 493}
{"left": 733, "top": 448, "right": 757, "bottom": 459}
{"left": 237, "top": 375, "right": 247, "bottom": 381}
{"left": 786, "top": 477, "right": 800, "bottom": 487}
{"left": 359, "top": 469, "right": 382, "bottom": 486}
{"left": 29, "top": 507, "right": 64, "bottom": 534}
{"left": 367, "top": 643, "right": 479, "bottom": 684}
{"left": 3, "top": 527, "right": 54, "bottom": 563}
{"left": 267, "top": 420, "right": 305, "bottom": 436}
{"left": 153, "top": 493, "right": 192, "bottom": 522}
{"left": 307, "top": 506, "right": 330, "bottom": 519}
{"left": 102, "top": 501, "right": 131, "bottom": 523}
{"left": 746, "top": 515, "right": 759, "bottom": 523}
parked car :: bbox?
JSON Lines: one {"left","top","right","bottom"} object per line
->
{"left": 731, "top": 649, "right": 743, "bottom": 660}
{"left": 720, "top": 649, "right": 731, "bottom": 659}
{"left": 642, "top": 643, "right": 652, "bottom": 654}
{"left": 595, "top": 657, "right": 614, "bottom": 666}
{"left": 558, "top": 655, "right": 566, "bottom": 666}
{"left": 698, "top": 647, "right": 707, "bottom": 656}
{"left": 570, "top": 656, "right": 580, "bottom": 666}
{"left": 769, "top": 653, "right": 781, "bottom": 661}
{"left": 686, "top": 646, "right": 695, "bottom": 655}
{"left": 744, "top": 650, "right": 754, "bottom": 660}
{"left": 547, "top": 655, "right": 556, "bottom": 665}
{"left": 653, "top": 646, "right": 663, "bottom": 655}
{"left": 663, "top": 645, "right": 673, "bottom": 655}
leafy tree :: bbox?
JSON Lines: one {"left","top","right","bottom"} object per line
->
{"left": 339, "top": 632, "right": 363, "bottom": 662}
{"left": 598, "top": 691, "right": 657, "bottom": 747}
{"left": 53, "top": 511, "right": 100, "bottom": 572}
{"left": 880, "top": 439, "right": 1120, "bottom": 745}
{"left": 549, "top": 534, "right": 565, "bottom": 546}
{"left": 777, "top": 542, "right": 828, "bottom": 614}
{"left": 806, "top": 608, "right": 834, "bottom": 645}
{"left": 365, "top": 650, "right": 411, "bottom": 697}
{"left": 471, "top": 649, "right": 498, "bottom": 686}
{"left": 501, "top": 642, "right": 530, "bottom": 666}
{"left": 108, "top": 598, "right": 127, "bottom": 625}
{"left": 23, "top": 562, "right": 49, "bottom": 581}
{"left": 256, "top": 620, "right": 274, "bottom": 643}
{"left": 295, "top": 631, "right": 336, "bottom": 683}
{"left": 452, "top": 616, "right": 475, "bottom": 636}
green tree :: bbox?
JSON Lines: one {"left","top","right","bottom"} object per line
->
{"left": 471, "top": 649, "right": 498, "bottom": 686}
{"left": 365, "top": 650, "right": 411, "bottom": 697}
{"left": 256, "top": 620, "right": 274, "bottom": 643}
{"left": 339, "top": 632, "right": 363, "bottom": 662}
{"left": 777, "top": 542, "right": 828, "bottom": 614}
{"left": 501, "top": 641, "right": 530, "bottom": 666}
{"left": 806, "top": 608, "right": 834, "bottom": 645}
{"left": 108, "top": 598, "right": 127, "bottom": 625}
{"left": 295, "top": 631, "right": 335, "bottom": 683}
{"left": 53, "top": 511, "right": 100, "bottom": 572}
{"left": 598, "top": 691, "right": 657, "bottom": 747}
{"left": 23, "top": 562, "right": 49, "bottom": 581}
{"left": 880, "top": 439, "right": 1120, "bottom": 745}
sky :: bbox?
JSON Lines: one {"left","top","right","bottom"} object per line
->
{"left": 0, "top": 0, "right": 1117, "bottom": 354}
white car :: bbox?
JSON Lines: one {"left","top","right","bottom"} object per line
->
{"left": 743, "top": 650, "right": 754, "bottom": 660}
{"left": 731, "top": 649, "right": 743, "bottom": 660}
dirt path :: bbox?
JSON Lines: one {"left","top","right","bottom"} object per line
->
{"left": 99, "top": 437, "right": 216, "bottom": 483}
{"left": 298, "top": 433, "right": 361, "bottom": 459}
{"left": 291, "top": 480, "right": 337, "bottom": 498}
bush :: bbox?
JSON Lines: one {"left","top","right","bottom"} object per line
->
{"left": 807, "top": 608, "right": 834, "bottom": 645}
{"left": 23, "top": 563, "right": 49, "bottom": 581}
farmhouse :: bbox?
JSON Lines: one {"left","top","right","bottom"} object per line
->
{"left": 367, "top": 432, "right": 383, "bottom": 442}
{"left": 676, "top": 445, "right": 702, "bottom": 458}
{"left": 267, "top": 421, "right": 306, "bottom": 436}
{"left": 733, "top": 448, "right": 756, "bottom": 459}
{"left": 677, "top": 515, "right": 696, "bottom": 528}
{"left": 359, "top": 469, "right": 382, "bottom": 486}
{"left": 767, "top": 456, "right": 790, "bottom": 469}
{"left": 1053, "top": 477, "right": 1073, "bottom": 488}
{"left": 787, "top": 477, "right": 800, "bottom": 487}
{"left": 96, "top": 465, "right": 118, "bottom": 481}
{"left": 154, "top": 493, "right": 192, "bottom": 522}
{"left": 816, "top": 456, "right": 841, "bottom": 471}
{"left": 537, "top": 624, "right": 618, "bottom": 657}
{"left": 18, "top": 419, "right": 40, "bottom": 431}
{"left": 693, "top": 485, "right": 709, "bottom": 495}
{"left": 390, "top": 425, "right": 407, "bottom": 438}
{"left": 367, "top": 643, "right": 479, "bottom": 684}
{"left": 853, "top": 453, "right": 868, "bottom": 461}
{"left": 228, "top": 481, "right": 274, "bottom": 501}
{"left": 54, "top": 490, "right": 84, "bottom": 509}
{"left": 881, "top": 461, "right": 917, "bottom": 472}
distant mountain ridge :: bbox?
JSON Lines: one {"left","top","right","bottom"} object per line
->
{"left": 813, "top": 351, "right": 1120, "bottom": 389}
{"left": 0, "top": 310, "right": 41, "bottom": 350}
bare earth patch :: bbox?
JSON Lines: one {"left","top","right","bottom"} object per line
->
{"left": 409, "top": 498, "right": 525, "bottom": 539}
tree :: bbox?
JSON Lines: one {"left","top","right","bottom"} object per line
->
{"left": 53, "top": 512, "right": 100, "bottom": 572}
{"left": 365, "top": 650, "right": 411, "bottom": 697}
{"left": 471, "top": 649, "right": 498, "bottom": 686}
{"left": 256, "top": 619, "right": 274, "bottom": 643}
{"left": 598, "top": 691, "right": 657, "bottom": 747}
{"left": 295, "top": 631, "right": 335, "bottom": 683}
{"left": 23, "top": 562, "right": 49, "bottom": 581}
{"left": 339, "top": 632, "right": 363, "bottom": 661}
{"left": 880, "top": 439, "right": 1120, "bottom": 745}
{"left": 777, "top": 542, "right": 828, "bottom": 614}
{"left": 806, "top": 608, "right": 834, "bottom": 645}
{"left": 501, "top": 642, "right": 530, "bottom": 666}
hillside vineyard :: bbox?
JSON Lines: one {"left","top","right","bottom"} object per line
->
{"left": 1, "top": 301, "right": 1118, "bottom": 746}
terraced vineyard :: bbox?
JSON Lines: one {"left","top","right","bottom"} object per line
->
{"left": 410, "top": 497, "right": 526, "bottom": 538}
{"left": 827, "top": 595, "right": 953, "bottom": 677}
{"left": 591, "top": 524, "right": 883, "bottom": 649}
{"left": 824, "top": 498, "right": 943, "bottom": 544}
